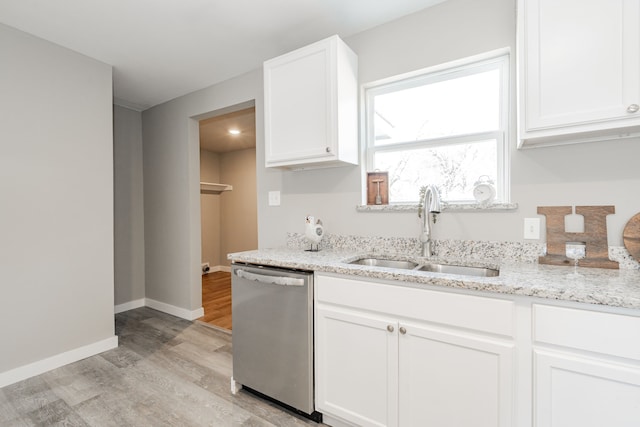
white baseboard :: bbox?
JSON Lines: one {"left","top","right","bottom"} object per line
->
{"left": 145, "top": 298, "right": 204, "bottom": 321}
{"left": 322, "top": 413, "right": 357, "bottom": 427}
{"left": 114, "top": 298, "right": 145, "bottom": 314}
{"left": 0, "top": 336, "right": 118, "bottom": 388}
{"left": 210, "top": 265, "right": 231, "bottom": 273}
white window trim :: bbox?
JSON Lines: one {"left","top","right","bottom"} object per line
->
{"left": 361, "top": 48, "right": 511, "bottom": 206}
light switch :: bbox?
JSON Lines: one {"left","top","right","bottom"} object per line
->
{"left": 268, "top": 191, "right": 281, "bottom": 206}
{"left": 524, "top": 218, "right": 541, "bottom": 240}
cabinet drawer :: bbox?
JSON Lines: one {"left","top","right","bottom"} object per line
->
{"left": 316, "top": 274, "right": 514, "bottom": 337}
{"left": 533, "top": 304, "right": 640, "bottom": 361}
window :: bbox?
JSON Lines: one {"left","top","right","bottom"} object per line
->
{"left": 364, "top": 52, "right": 509, "bottom": 204}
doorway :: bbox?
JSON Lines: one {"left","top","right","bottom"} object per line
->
{"left": 198, "top": 102, "right": 258, "bottom": 330}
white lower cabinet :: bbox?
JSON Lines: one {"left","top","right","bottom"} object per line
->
{"left": 399, "top": 323, "right": 514, "bottom": 427}
{"left": 532, "top": 304, "right": 640, "bottom": 427}
{"left": 315, "top": 274, "right": 516, "bottom": 427}
{"left": 315, "top": 275, "right": 640, "bottom": 427}
{"left": 315, "top": 306, "right": 398, "bottom": 427}
{"left": 534, "top": 350, "right": 640, "bottom": 427}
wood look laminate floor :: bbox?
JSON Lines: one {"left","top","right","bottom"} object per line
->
{"left": 0, "top": 307, "right": 321, "bottom": 426}
{"left": 199, "top": 272, "right": 232, "bottom": 330}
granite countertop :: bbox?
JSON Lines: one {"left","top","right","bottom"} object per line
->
{"left": 228, "top": 248, "right": 640, "bottom": 310}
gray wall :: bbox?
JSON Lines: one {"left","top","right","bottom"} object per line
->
{"left": 142, "top": 71, "right": 260, "bottom": 314}
{"left": 141, "top": 0, "right": 640, "bottom": 313}
{"left": 200, "top": 149, "right": 222, "bottom": 267}
{"left": 257, "top": 0, "right": 519, "bottom": 247}
{"left": 0, "top": 24, "right": 115, "bottom": 376}
{"left": 260, "top": 0, "right": 640, "bottom": 247}
{"left": 201, "top": 148, "right": 258, "bottom": 268}
{"left": 114, "top": 105, "right": 145, "bottom": 306}
{"left": 220, "top": 148, "right": 258, "bottom": 265}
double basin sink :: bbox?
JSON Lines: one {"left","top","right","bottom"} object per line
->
{"left": 348, "top": 257, "right": 499, "bottom": 277}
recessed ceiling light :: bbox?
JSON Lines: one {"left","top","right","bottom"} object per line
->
{"left": 228, "top": 129, "right": 241, "bottom": 135}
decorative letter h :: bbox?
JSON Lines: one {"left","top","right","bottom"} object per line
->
{"left": 537, "top": 206, "right": 618, "bottom": 269}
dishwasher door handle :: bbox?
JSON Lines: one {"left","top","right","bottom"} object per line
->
{"left": 235, "top": 268, "right": 305, "bottom": 286}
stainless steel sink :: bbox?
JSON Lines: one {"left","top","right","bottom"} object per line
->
{"left": 347, "top": 257, "right": 499, "bottom": 277}
{"left": 349, "top": 258, "right": 419, "bottom": 270}
{"left": 416, "top": 263, "right": 499, "bottom": 277}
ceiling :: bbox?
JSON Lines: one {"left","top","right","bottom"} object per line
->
{"left": 200, "top": 107, "right": 256, "bottom": 153}
{"left": 0, "top": 0, "right": 446, "bottom": 111}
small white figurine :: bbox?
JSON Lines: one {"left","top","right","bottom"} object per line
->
{"left": 305, "top": 215, "right": 324, "bottom": 252}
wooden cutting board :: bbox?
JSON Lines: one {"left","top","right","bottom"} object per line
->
{"left": 623, "top": 213, "right": 640, "bottom": 262}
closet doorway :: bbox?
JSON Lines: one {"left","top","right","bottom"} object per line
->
{"left": 198, "top": 102, "right": 257, "bottom": 331}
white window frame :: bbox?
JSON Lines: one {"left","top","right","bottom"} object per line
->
{"left": 363, "top": 49, "right": 511, "bottom": 204}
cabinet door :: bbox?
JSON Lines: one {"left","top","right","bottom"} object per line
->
{"left": 316, "top": 306, "right": 398, "bottom": 427}
{"left": 264, "top": 40, "right": 336, "bottom": 165}
{"left": 534, "top": 350, "right": 640, "bottom": 427}
{"left": 398, "top": 322, "right": 514, "bottom": 427}
{"left": 521, "top": 0, "right": 640, "bottom": 131}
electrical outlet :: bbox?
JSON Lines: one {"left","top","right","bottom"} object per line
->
{"left": 268, "top": 191, "right": 281, "bottom": 206}
{"left": 201, "top": 262, "right": 210, "bottom": 274}
{"left": 524, "top": 218, "right": 541, "bottom": 240}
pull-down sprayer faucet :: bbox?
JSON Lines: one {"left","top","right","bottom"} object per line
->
{"left": 419, "top": 185, "right": 441, "bottom": 257}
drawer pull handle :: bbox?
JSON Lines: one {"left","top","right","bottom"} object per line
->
{"left": 399, "top": 326, "right": 407, "bottom": 335}
{"left": 627, "top": 104, "right": 639, "bottom": 113}
{"left": 386, "top": 325, "right": 394, "bottom": 333}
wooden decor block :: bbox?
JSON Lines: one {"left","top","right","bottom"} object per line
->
{"left": 623, "top": 213, "right": 640, "bottom": 262}
{"left": 367, "top": 172, "right": 389, "bottom": 205}
{"left": 537, "top": 205, "right": 619, "bottom": 269}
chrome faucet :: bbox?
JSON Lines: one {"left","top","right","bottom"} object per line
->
{"left": 419, "top": 185, "right": 441, "bottom": 257}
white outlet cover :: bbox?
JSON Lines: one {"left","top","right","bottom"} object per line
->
{"left": 268, "top": 191, "right": 281, "bottom": 206}
{"left": 524, "top": 218, "right": 541, "bottom": 240}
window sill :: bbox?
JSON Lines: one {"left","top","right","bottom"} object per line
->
{"left": 356, "top": 202, "right": 518, "bottom": 213}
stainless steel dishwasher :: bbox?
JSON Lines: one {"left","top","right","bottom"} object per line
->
{"left": 231, "top": 263, "right": 321, "bottom": 422}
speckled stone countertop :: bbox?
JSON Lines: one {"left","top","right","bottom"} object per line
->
{"left": 228, "top": 247, "right": 640, "bottom": 310}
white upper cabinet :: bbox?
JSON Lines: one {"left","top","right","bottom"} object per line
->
{"left": 518, "top": 0, "right": 640, "bottom": 148}
{"left": 264, "top": 35, "right": 358, "bottom": 169}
